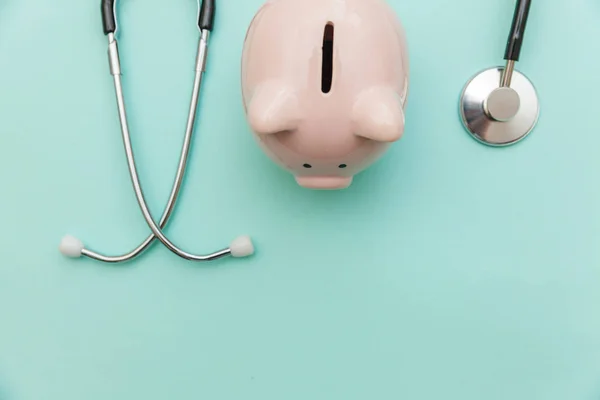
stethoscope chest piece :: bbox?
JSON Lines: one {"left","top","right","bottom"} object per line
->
{"left": 460, "top": 0, "right": 538, "bottom": 147}
{"left": 459, "top": 66, "right": 539, "bottom": 146}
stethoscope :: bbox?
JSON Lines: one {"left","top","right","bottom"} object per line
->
{"left": 459, "top": 0, "right": 539, "bottom": 146}
{"left": 59, "top": 0, "right": 255, "bottom": 263}
{"left": 58, "top": 0, "right": 535, "bottom": 264}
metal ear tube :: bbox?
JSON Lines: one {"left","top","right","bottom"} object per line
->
{"left": 459, "top": 0, "right": 539, "bottom": 147}
{"left": 59, "top": 0, "right": 255, "bottom": 263}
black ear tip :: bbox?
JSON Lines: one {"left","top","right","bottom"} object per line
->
{"left": 101, "top": 0, "right": 117, "bottom": 35}
{"left": 198, "top": 0, "right": 216, "bottom": 31}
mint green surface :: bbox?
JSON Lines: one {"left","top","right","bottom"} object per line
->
{"left": 1, "top": 0, "right": 599, "bottom": 398}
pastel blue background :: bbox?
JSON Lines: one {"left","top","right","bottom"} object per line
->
{"left": 1, "top": 0, "right": 599, "bottom": 398}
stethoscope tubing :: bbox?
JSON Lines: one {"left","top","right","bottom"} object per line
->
{"left": 110, "top": 31, "right": 232, "bottom": 262}
{"left": 80, "top": 0, "right": 232, "bottom": 262}
{"left": 504, "top": 0, "right": 531, "bottom": 63}
{"left": 80, "top": 38, "right": 205, "bottom": 263}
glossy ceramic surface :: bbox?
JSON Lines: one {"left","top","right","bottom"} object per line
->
{"left": 241, "top": 0, "right": 409, "bottom": 189}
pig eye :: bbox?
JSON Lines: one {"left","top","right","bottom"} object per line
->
{"left": 303, "top": 164, "right": 312, "bottom": 168}
{"left": 338, "top": 164, "right": 347, "bottom": 169}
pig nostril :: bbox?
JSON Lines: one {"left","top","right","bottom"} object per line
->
{"left": 303, "top": 164, "right": 312, "bottom": 168}
{"left": 339, "top": 164, "right": 347, "bottom": 169}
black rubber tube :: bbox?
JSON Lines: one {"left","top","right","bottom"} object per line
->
{"left": 198, "top": 0, "right": 216, "bottom": 31}
{"left": 504, "top": 0, "right": 532, "bottom": 61}
{"left": 101, "top": 0, "right": 116, "bottom": 35}
{"left": 101, "top": 0, "right": 215, "bottom": 34}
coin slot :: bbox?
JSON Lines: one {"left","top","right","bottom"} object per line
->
{"left": 321, "top": 22, "right": 334, "bottom": 94}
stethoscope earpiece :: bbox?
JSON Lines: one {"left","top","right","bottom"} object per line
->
{"left": 58, "top": 234, "right": 255, "bottom": 259}
{"left": 60, "top": 0, "right": 255, "bottom": 265}
{"left": 459, "top": 0, "right": 538, "bottom": 147}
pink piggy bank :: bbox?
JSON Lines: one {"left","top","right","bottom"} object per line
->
{"left": 241, "top": 0, "right": 409, "bottom": 190}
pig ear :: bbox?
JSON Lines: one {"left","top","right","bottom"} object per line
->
{"left": 247, "top": 81, "right": 301, "bottom": 135}
{"left": 352, "top": 87, "right": 405, "bottom": 143}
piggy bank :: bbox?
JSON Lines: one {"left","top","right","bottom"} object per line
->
{"left": 241, "top": 0, "right": 409, "bottom": 189}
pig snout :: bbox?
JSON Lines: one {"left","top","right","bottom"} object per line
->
{"left": 295, "top": 175, "right": 353, "bottom": 190}
{"left": 293, "top": 161, "right": 354, "bottom": 190}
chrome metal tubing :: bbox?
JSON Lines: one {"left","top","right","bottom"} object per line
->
{"left": 81, "top": 30, "right": 229, "bottom": 263}
{"left": 500, "top": 60, "right": 515, "bottom": 87}
{"left": 112, "top": 30, "right": 230, "bottom": 262}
